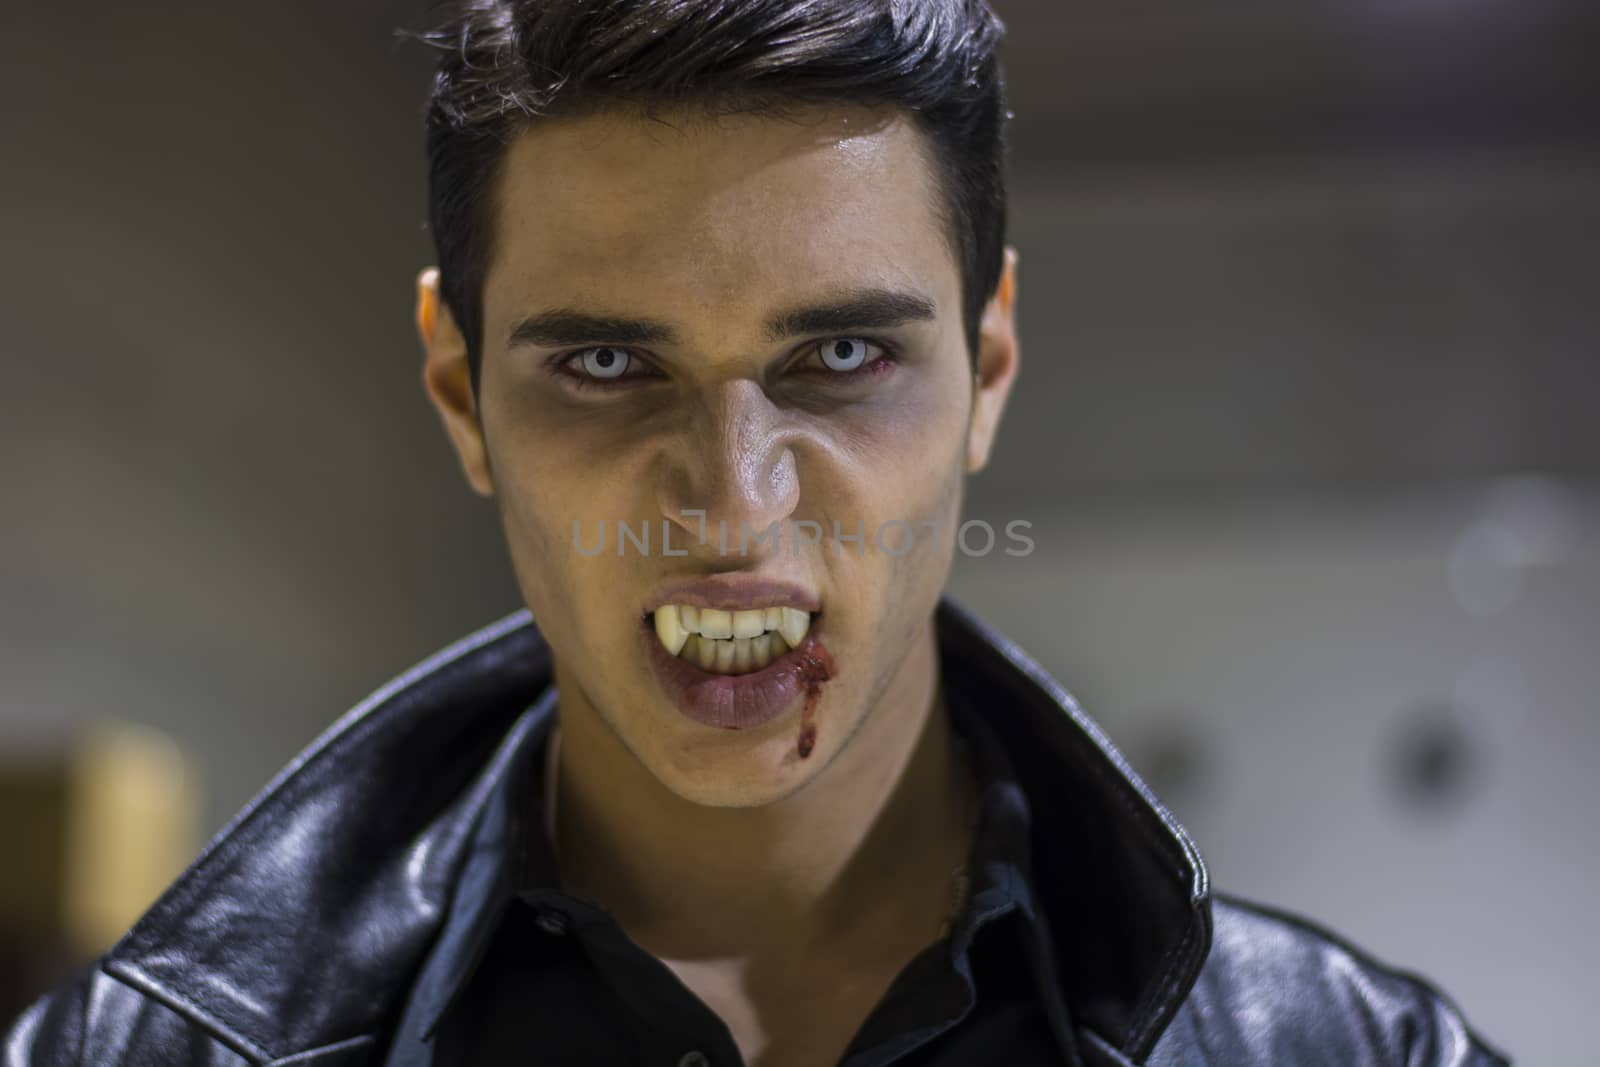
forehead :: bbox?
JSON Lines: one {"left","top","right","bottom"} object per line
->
{"left": 482, "top": 103, "right": 959, "bottom": 336}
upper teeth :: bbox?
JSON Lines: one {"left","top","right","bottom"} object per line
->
{"left": 653, "top": 605, "right": 811, "bottom": 671}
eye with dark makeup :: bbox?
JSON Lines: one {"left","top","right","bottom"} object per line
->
{"left": 547, "top": 336, "right": 900, "bottom": 392}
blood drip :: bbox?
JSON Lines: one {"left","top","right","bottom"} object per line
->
{"left": 792, "top": 640, "right": 836, "bottom": 759}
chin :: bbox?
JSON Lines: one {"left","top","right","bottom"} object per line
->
{"left": 636, "top": 717, "right": 833, "bottom": 808}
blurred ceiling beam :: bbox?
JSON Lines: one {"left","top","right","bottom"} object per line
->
{"left": 997, "top": 0, "right": 1600, "bottom": 172}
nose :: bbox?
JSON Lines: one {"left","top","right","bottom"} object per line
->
{"left": 657, "top": 380, "right": 800, "bottom": 561}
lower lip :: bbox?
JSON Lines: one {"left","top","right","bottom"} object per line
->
{"left": 641, "top": 617, "right": 827, "bottom": 731}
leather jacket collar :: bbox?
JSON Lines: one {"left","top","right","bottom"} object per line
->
{"left": 100, "top": 596, "right": 1212, "bottom": 1064}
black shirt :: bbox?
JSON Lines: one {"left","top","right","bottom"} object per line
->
{"left": 386, "top": 681, "right": 1084, "bottom": 1066}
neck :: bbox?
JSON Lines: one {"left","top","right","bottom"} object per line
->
{"left": 548, "top": 616, "right": 979, "bottom": 961}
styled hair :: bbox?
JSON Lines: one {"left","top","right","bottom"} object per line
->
{"left": 411, "top": 0, "right": 1011, "bottom": 392}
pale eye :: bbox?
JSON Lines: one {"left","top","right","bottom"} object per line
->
{"left": 581, "top": 346, "right": 630, "bottom": 379}
{"left": 819, "top": 338, "right": 870, "bottom": 372}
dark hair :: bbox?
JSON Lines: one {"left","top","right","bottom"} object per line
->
{"left": 411, "top": 0, "right": 1010, "bottom": 393}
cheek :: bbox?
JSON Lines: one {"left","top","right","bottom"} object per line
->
{"left": 482, "top": 416, "right": 626, "bottom": 631}
{"left": 813, "top": 387, "right": 967, "bottom": 645}
{"left": 836, "top": 375, "right": 968, "bottom": 532}
{"left": 485, "top": 379, "right": 647, "bottom": 530}
{"left": 876, "top": 443, "right": 964, "bottom": 593}
{"left": 492, "top": 484, "right": 562, "bottom": 620}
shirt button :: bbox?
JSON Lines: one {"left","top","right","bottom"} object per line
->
{"left": 677, "top": 1053, "right": 710, "bottom": 1067}
{"left": 533, "top": 908, "right": 569, "bottom": 935}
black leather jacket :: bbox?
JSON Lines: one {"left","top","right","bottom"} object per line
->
{"left": 4, "top": 598, "right": 1510, "bottom": 1066}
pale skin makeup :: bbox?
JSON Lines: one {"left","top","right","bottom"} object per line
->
{"left": 416, "top": 102, "right": 1020, "bottom": 1067}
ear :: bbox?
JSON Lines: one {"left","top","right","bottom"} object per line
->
{"left": 965, "top": 246, "right": 1021, "bottom": 474}
{"left": 417, "top": 267, "right": 495, "bottom": 497}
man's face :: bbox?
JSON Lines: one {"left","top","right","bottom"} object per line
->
{"left": 420, "top": 103, "right": 1017, "bottom": 805}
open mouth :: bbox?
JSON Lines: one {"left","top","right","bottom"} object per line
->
{"left": 648, "top": 605, "right": 813, "bottom": 676}
{"left": 640, "top": 595, "right": 832, "bottom": 734}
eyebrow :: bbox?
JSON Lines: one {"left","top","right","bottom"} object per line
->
{"left": 505, "top": 287, "right": 938, "bottom": 350}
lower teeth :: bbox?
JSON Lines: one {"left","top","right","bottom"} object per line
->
{"left": 681, "top": 632, "right": 788, "bottom": 675}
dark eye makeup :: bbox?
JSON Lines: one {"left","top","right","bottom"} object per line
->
{"left": 547, "top": 337, "right": 900, "bottom": 393}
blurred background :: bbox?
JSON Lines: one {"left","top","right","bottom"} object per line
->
{"left": 1, "top": 0, "right": 1594, "bottom": 1060}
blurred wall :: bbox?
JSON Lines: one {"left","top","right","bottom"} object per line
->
{"left": 1, "top": 0, "right": 1595, "bottom": 1059}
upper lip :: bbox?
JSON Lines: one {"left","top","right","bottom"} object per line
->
{"left": 642, "top": 575, "right": 822, "bottom": 616}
